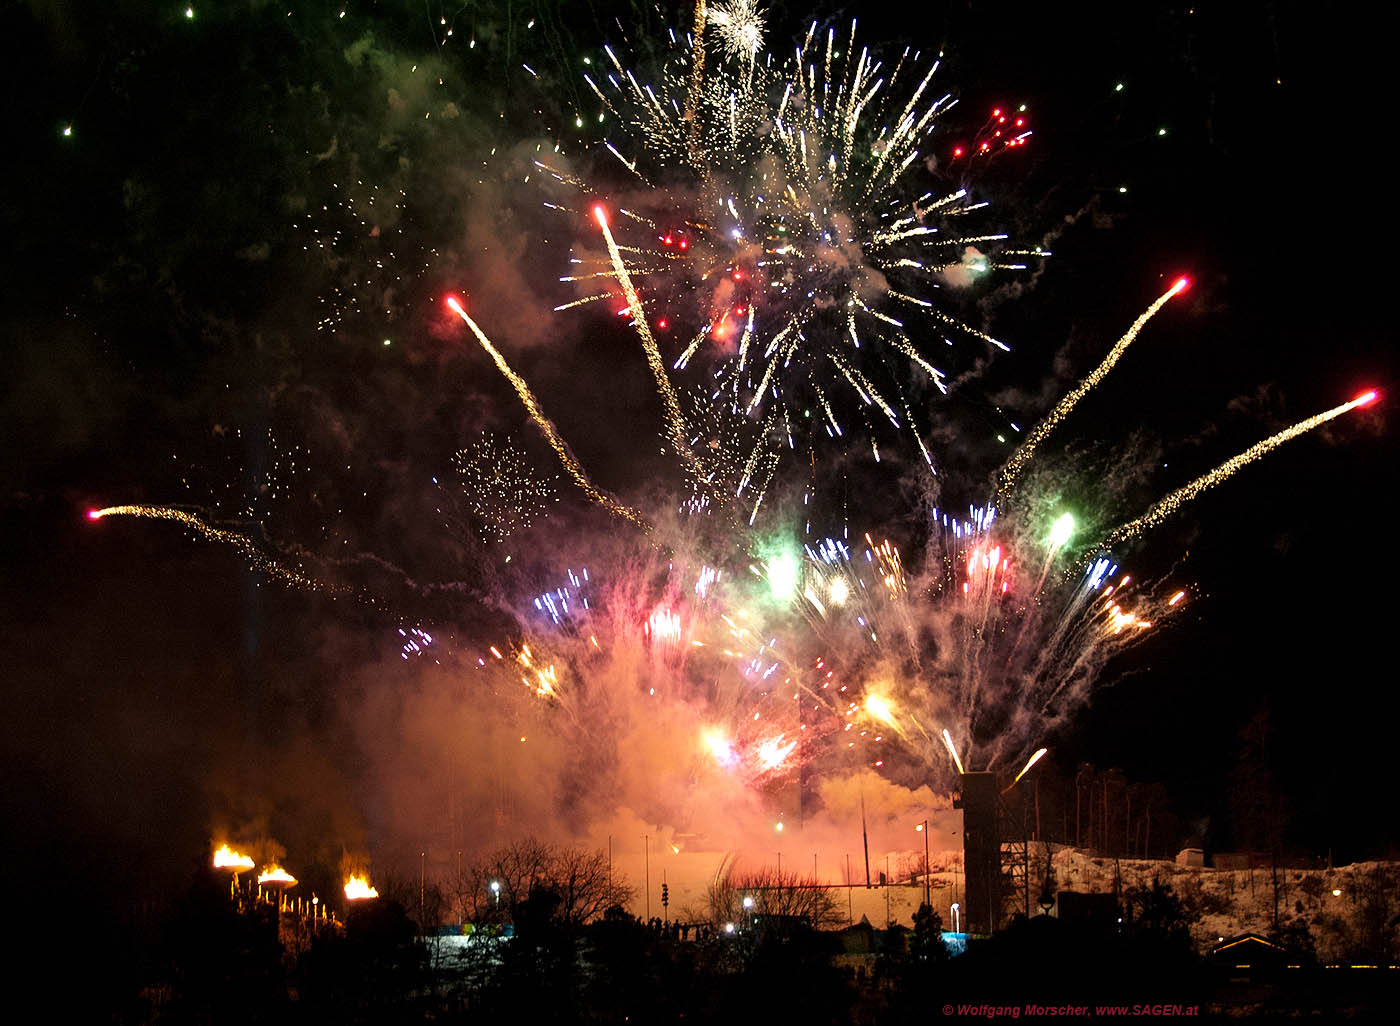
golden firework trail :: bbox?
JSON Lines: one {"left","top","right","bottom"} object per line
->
{"left": 1011, "top": 747, "right": 1048, "bottom": 786}
{"left": 684, "top": 0, "right": 709, "bottom": 156}
{"left": 941, "top": 728, "right": 966, "bottom": 775}
{"left": 87, "top": 506, "right": 328, "bottom": 591}
{"left": 1097, "top": 390, "right": 1378, "bottom": 549}
{"left": 592, "top": 206, "right": 709, "bottom": 482}
{"left": 446, "top": 297, "right": 649, "bottom": 530}
{"left": 997, "top": 277, "right": 1190, "bottom": 499}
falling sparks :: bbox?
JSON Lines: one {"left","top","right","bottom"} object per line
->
{"left": 452, "top": 434, "right": 559, "bottom": 541}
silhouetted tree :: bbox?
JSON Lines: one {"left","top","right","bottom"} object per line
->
{"left": 464, "top": 837, "right": 632, "bottom": 927}
{"left": 160, "top": 868, "right": 286, "bottom": 1025}
{"left": 910, "top": 902, "right": 949, "bottom": 964}
{"left": 706, "top": 854, "right": 843, "bottom": 929}
{"left": 297, "top": 897, "right": 429, "bottom": 1025}
{"left": 1122, "top": 875, "right": 1194, "bottom": 953}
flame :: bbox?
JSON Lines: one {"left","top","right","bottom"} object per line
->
{"left": 258, "top": 865, "right": 298, "bottom": 886}
{"left": 213, "top": 844, "right": 255, "bottom": 871}
{"left": 344, "top": 874, "right": 379, "bottom": 900}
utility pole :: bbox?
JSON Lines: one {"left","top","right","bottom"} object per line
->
{"left": 922, "top": 819, "right": 931, "bottom": 907}
{"left": 1034, "top": 781, "right": 1041, "bottom": 842}
{"left": 862, "top": 795, "right": 871, "bottom": 887}
{"left": 644, "top": 834, "right": 650, "bottom": 921}
{"left": 884, "top": 854, "right": 890, "bottom": 927}
{"left": 846, "top": 854, "right": 853, "bottom": 924}
{"left": 1076, "top": 777, "right": 1082, "bottom": 849}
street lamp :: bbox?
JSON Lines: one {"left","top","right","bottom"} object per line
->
{"left": 952, "top": 902, "right": 961, "bottom": 933}
{"left": 490, "top": 880, "right": 501, "bottom": 908}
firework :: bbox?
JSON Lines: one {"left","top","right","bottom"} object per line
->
{"left": 543, "top": 15, "right": 1037, "bottom": 497}
{"left": 452, "top": 434, "right": 559, "bottom": 541}
{"left": 706, "top": 1, "right": 767, "bottom": 63}
{"left": 997, "top": 277, "right": 1190, "bottom": 499}
{"left": 592, "top": 205, "right": 706, "bottom": 482}
{"left": 1095, "top": 390, "right": 1379, "bottom": 550}
{"left": 941, "top": 729, "right": 966, "bottom": 775}
{"left": 87, "top": 506, "right": 332, "bottom": 592}
{"left": 446, "top": 296, "right": 649, "bottom": 528}
{"left": 1011, "top": 747, "right": 1047, "bottom": 786}
{"left": 85, "top": 12, "right": 1383, "bottom": 878}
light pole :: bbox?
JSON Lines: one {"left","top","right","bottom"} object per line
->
{"left": 490, "top": 880, "right": 500, "bottom": 909}
{"left": 916, "top": 820, "right": 930, "bottom": 907}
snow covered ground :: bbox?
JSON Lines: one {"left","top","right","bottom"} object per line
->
{"left": 1021, "top": 846, "right": 1398, "bottom": 961}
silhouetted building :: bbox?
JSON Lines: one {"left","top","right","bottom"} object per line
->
{"left": 1210, "top": 933, "right": 1288, "bottom": 970}
{"left": 956, "top": 772, "right": 1001, "bottom": 934}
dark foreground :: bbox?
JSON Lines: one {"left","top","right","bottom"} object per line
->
{"left": 36, "top": 871, "right": 1396, "bottom": 1024}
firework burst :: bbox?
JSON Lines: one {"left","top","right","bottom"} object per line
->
{"left": 452, "top": 433, "right": 560, "bottom": 541}
{"left": 539, "top": 15, "right": 1041, "bottom": 516}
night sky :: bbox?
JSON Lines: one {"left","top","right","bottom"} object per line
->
{"left": 2, "top": 0, "right": 1393, "bottom": 984}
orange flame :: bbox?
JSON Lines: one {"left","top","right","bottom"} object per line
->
{"left": 344, "top": 874, "right": 379, "bottom": 900}
{"left": 213, "top": 844, "right": 255, "bottom": 871}
{"left": 258, "top": 866, "right": 297, "bottom": 886}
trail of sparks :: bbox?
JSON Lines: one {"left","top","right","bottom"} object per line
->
{"left": 1011, "top": 747, "right": 1047, "bottom": 786}
{"left": 997, "top": 277, "right": 1189, "bottom": 499}
{"left": 684, "top": 0, "right": 709, "bottom": 159}
{"left": 941, "top": 728, "right": 966, "bottom": 775}
{"left": 446, "top": 297, "right": 650, "bottom": 530}
{"left": 592, "top": 207, "right": 707, "bottom": 482}
{"left": 87, "top": 506, "right": 330, "bottom": 591}
{"left": 1097, "top": 390, "right": 1378, "bottom": 550}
